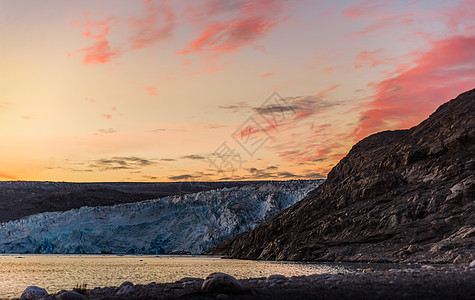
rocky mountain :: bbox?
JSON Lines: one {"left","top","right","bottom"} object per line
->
{"left": 0, "top": 180, "right": 322, "bottom": 254}
{"left": 206, "top": 88, "right": 475, "bottom": 264}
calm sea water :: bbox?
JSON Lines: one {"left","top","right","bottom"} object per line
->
{"left": 0, "top": 254, "right": 370, "bottom": 299}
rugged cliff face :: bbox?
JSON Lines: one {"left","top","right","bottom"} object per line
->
{"left": 206, "top": 89, "right": 475, "bottom": 264}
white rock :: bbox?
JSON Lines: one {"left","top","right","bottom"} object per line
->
{"left": 469, "top": 260, "right": 475, "bottom": 268}
{"left": 21, "top": 286, "right": 48, "bottom": 300}
{"left": 116, "top": 285, "right": 134, "bottom": 296}
{"left": 119, "top": 281, "right": 134, "bottom": 288}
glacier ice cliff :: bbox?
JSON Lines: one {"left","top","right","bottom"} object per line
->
{"left": 0, "top": 180, "right": 322, "bottom": 254}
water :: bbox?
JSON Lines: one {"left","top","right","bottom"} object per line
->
{"left": 0, "top": 254, "right": 379, "bottom": 299}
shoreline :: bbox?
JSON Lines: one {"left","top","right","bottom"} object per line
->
{"left": 11, "top": 264, "right": 475, "bottom": 300}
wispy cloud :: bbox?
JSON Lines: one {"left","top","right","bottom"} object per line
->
{"left": 71, "top": 0, "right": 176, "bottom": 65}
{"left": 343, "top": 1, "right": 417, "bottom": 37}
{"left": 254, "top": 44, "right": 268, "bottom": 53}
{"left": 180, "top": 154, "right": 206, "bottom": 160}
{"left": 145, "top": 86, "right": 158, "bottom": 96}
{"left": 354, "top": 14, "right": 415, "bottom": 36}
{"left": 444, "top": 0, "right": 475, "bottom": 32}
{"left": 218, "top": 101, "right": 250, "bottom": 113}
{"left": 96, "top": 128, "right": 117, "bottom": 134}
{"left": 343, "top": 0, "right": 393, "bottom": 18}
{"left": 128, "top": 0, "right": 175, "bottom": 51}
{"left": 85, "top": 97, "right": 96, "bottom": 103}
{"left": 0, "top": 102, "right": 11, "bottom": 112}
{"left": 89, "top": 156, "right": 156, "bottom": 171}
{"left": 353, "top": 35, "right": 475, "bottom": 141}
{"left": 168, "top": 174, "right": 193, "bottom": 181}
{"left": 353, "top": 49, "right": 389, "bottom": 69}
{"left": 167, "top": 172, "right": 213, "bottom": 181}
{"left": 178, "top": 0, "right": 294, "bottom": 57}
{"left": 252, "top": 91, "right": 344, "bottom": 126}
{"left": 261, "top": 72, "right": 274, "bottom": 78}
{"left": 160, "top": 158, "right": 176, "bottom": 162}
{"left": 71, "top": 17, "right": 120, "bottom": 65}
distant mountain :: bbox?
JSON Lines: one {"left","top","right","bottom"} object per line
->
{"left": 206, "top": 89, "right": 475, "bottom": 264}
{"left": 0, "top": 180, "right": 322, "bottom": 254}
{"left": 0, "top": 181, "right": 267, "bottom": 223}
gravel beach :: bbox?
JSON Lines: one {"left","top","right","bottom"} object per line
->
{"left": 13, "top": 264, "right": 475, "bottom": 300}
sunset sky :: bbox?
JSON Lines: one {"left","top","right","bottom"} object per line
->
{"left": 1, "top": 0, "right": 474, "bottom": 182}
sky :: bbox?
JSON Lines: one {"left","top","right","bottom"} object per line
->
{"left": 0, "top": 0, "right": 474, "bottom": 182}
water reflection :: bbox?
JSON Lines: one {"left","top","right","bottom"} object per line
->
{"left": 0, "top": 254, "right": 406, "bottom": 299}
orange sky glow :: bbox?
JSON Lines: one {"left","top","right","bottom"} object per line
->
{"left": 1, "top": 0, "right": 474, "bottom": 182}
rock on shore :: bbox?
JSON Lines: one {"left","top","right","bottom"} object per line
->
{"left": 15, "top": 266, "right": 475, "bottom": 299}
{"left": 206, "top": 88, "right": 475, "bottom": 263}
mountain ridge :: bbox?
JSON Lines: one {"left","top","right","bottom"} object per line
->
{"left": 206, "top": 88, "right": 475, "bottom": 264}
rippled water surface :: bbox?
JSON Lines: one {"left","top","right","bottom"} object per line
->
{"left": 1, "top": 255, "right": 360, "bottom": 299}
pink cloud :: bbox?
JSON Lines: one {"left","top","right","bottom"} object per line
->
{"left": 70, "top": 17, "right": 114, "bottom": 39}
{"left": 128, "top": 0, "right": 176, "bottom": 50}
{"left": 71, "top": 16, "right": 121, "bottom": 65}
{"left": 178, "top": 17, "right": 277, "bottom": 55}
{"left": 0, "top": 102, "right": 10, "bottom": 112}
{"left": 178, "top": 0, "right": 290, "bottom": 55}
{"left": 343, "top": 0, "right": 393, "bottom": 18}
{"left": 265, "top": 121, "right": 347, "bottom": 166}
{"left": 353, "top": 35, "right": 475, "bottom": 141}
{"left": 145, "top": 86, "right": 158, "bottom": 96}
{"left": 353, "top": 49, "right": 387, "bottom": 68}
{"left": 71, "top": 0, "right": 176, "bottom": 65}
{"left": 234, "top": 85, "right": 347, "bottom": 169}
{"left": 112, "top": 106, "right": 118, "bottom": 111}
{"left": 21, "top": 116, "right": 33, "bottom": 120}
{"left": 85, "top": 97, "right": 96, "bottom": 103}
{"left": 102, "top": 114, "right": 112, "bottom": 120}
{"left": 78, "top": 40, "right": 120, "bottom": 65}
{"left": 254, "top": 45, "right": 268, "bottom": 53}
{"left": 261, "top": 72, "right": 274, "bottom": 78}
{"left": 443, "top": 0, "right": 475, "bottom": 36}
{"left": 315, "top": 84, "right": 341, "bottom": 98}
{"left": 343, "top": 1, "right": 420, "bottom": 37}
{"left": 353, "top": 13, "right": 415, "bottom": 36}
{"left": 182, "top": 58, "right": 192, "bottom": 66}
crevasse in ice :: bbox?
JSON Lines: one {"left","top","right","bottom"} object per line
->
{"left": 0, "top": 180, "right": 322, "bottom": 254}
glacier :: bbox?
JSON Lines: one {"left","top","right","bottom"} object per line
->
{"left": 0, "top": 180, "right": 322, "bottom": 254}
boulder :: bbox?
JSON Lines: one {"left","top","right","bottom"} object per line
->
{"left": 119, "top": 281, "right": 134, "bottom": 288}
{"left": 20, "top": 286, "right": 48, "bottom": 300}
{"left": 116, "top": 284, "right": 134, "bottom": 296}
{"left": 55, "top": 291, "right": 87, "bottom": 300}
{"left": 201, "top": 273, "right": 243, "bottom": 293}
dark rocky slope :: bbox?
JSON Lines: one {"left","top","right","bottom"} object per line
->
{"left": 206, "top": 89, "right": 475, "bottom": 263}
